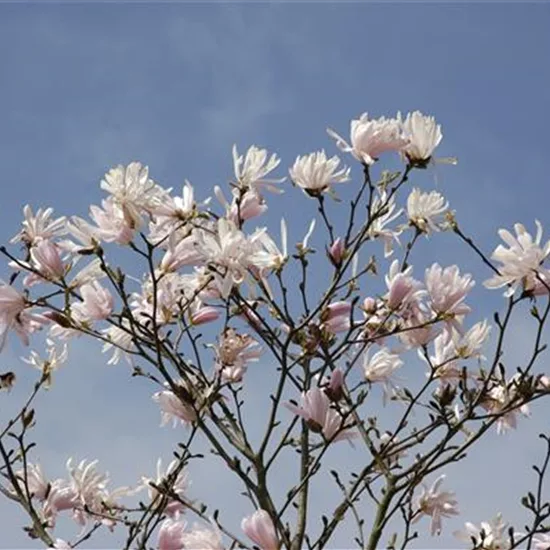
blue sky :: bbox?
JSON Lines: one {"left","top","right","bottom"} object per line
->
{"left": 0, "top": 3, "right": 549, "bottom": 549}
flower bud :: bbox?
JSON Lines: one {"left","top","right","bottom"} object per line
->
{"left": 327, "top": 237, "right": 345, "bottom": 267}
{"left": 191, "top": 306, "right": 220, "bottom": 326}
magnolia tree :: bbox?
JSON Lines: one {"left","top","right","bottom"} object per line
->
{"left": 0, "top": 110, "right": 549, "bottom": 550}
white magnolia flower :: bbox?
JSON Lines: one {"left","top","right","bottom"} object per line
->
{"left": 454, "top": 514, "right": 510, "bottom": 550}
{"left": 233, "top": 145, "right": 285, "bottom": 194}
{"left": 363, "top": 347, "right": 403, "bottom": 403}
{"left": 149, "top": 181, "right": 200, "bottom": 243}
{"left": 427, "top": 321, "right": 490, "bottom": 386}
{"left": 142, "top": 458, "right": 189, "bottom": 518}
{"left": 58, "top": 216, "right": 100, "bottom": 254}
{"left": 327, "top": 113, "right": 408, "bottom": 166}
{"left": 250, "top": 219, "right": 288, "bottom": 273}
{"left": 407, "top": 188, "right": 448, "bottom": 233}
{"left": 48, "top": 539, "right": 71, "bottom": 550}
{"left": 427, "top": 332, "right": 461, "bottom": 383}
{"left": 181, "top": 522, "right": 224, "bottom": 550}
{"left": 367, "top": 191, "right": 403, "bottom": 257}
{"left": 481, "top": 375, "right": 530, "bottom": 435}
{"left": 100, "top": 162, "right": 163, "bottom": 226}
{"left": 484, "top": 221, "right": 550, "bottom": 297}
{"left": 413, "top": 475, "right": 459, "bottom": 536}
{"left": 195, "top": 219, "right": 264, "bottom": 299}
{"left": 533, "top": 533, "right": 550, "bottom": 550}
{"left": 399, "top": 110, "right": 443, "bottom": 164}
{"left": 289, "top": 150, "right": 350, "bottom": 197}
{"left": 22, "top": 338, "right": 68, "bottom": 387}
{"left": 153, "top": 388, "right": 197, "bottom": 426}
{"left": 65, "top": 458, "right": 132, "bottom": 527}
{"left": 286, "top": 386, "right": 357, "bottom": 442}
{"left": 454, "top": 320, "right": 491, "bottom": 358}
{"left": 364, "top": 347, "right": 403, "bottom": 384}
{"left": 102, "top": 321, "right": 135, "bottom": 365}
{"left": 11, "top": 205, "right": 66, "bottom": 246}
{"left": 157, "top": 517, "right": 186, "bottom": 550}
{"left": 68, "top": 258, "right": 106, "bottom": 289}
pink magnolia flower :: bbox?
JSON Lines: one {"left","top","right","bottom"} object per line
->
{"left": 190, "top": 305, "right": 220, "bottom": 326}
{"left": 413, "top": 475, "right": 459, "bottom": 536}
{"left": 157, "top": 517, "right": 186, "bottom": 550}
{"left": 130, "top": 273, "right": 192, "bottom": 326}
{"left": 214, "top": 328, "right": 262, "bottom": 383}
{"left": 484, "top": 221, "right": 550, "bottom": 297}
{"left": 143, "top": 459, "right": 189, "bottom": 518}
{"left": 385, "top": 260, "right": 424, "bottom": 314}
{"left": 215, "top": 186, "right": 267, "bottom": 224}
{"left": 29, "top": 239, "right": 65, "bottom": 282}
{"left": 160, "top": 233, "right": 203, "bottom": 273}
{"left": 407, "top": 188, "right": 448, "bottom": 233}
{"left": 12, "top": 463, "right": 50, "bottom": 500}
{"left": 11, "top": 204, "right": 66, "bottom": 246}
{"left": 42, "top": 479, "right": 78, "bottom": 526}
{"left": 286, "top": 386, "right": 356, "bottom": 442}
{"left": 42, "top": 458, "right": 123, "bottom": 529}
{"left": 425, "top": 264, "right": 474, "bottom": 325}
{"left": 289, "top": 150, "right": 350, "bottom": 197}
{"left": 233, "top": 145, "right": 285, "bottom": 194}
{"left": 399, "top": 110, "right": 442, "bottom": 164}
{"left": 72, "top": 281, "right": 114, "bottom": 322}
{"left": 320, "top": 301, "right": 352, "bottom": 334}
{"left": 153, "top": 384, "right": 197, "bottom": 427}
{"left": 327, "top": 113, "right": 408, "bottom": 166}
{"left": 398, "top": 310, "right": 441, "bottom": 349}
{"left": 241, "top": 509, "right": 279, "bottom": 550}
{"left": 89, "top": 198, "right": 136, "bottom": 245}
{"left": 0, "top": 283, "right": 46, "bottom": 350}
{"left": 67, "top": 458, "right": 109, "bottom": 516}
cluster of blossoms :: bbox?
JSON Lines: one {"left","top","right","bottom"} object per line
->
{"left": 1, "top": 109, "right": 549, "bottom": 550}
{"left": 12, "top": 459, "right": 132, "bottom": 530}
